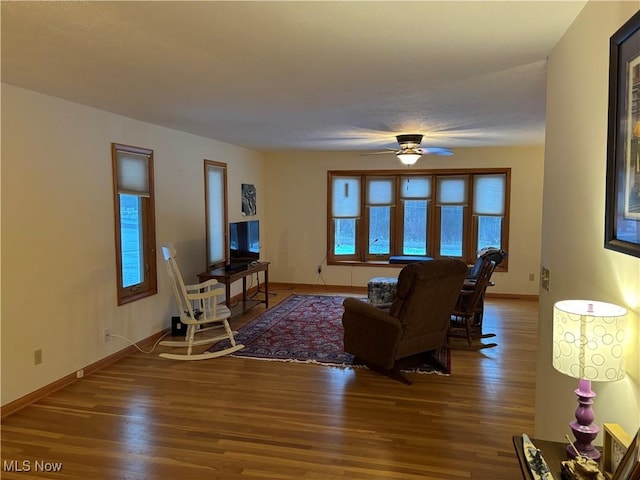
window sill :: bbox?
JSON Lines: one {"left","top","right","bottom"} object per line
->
{"left": 326, "top": 259, "right": 508, "bottom": 272}
{"left": 327, "top": 260, "right": 404, "bottom": 268}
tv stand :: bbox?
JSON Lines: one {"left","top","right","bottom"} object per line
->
{"left": 197, "top": 261, "right": 270, "bottom": 318}
{"left": 224, "top": 262, "right": 249, "bottom": 273}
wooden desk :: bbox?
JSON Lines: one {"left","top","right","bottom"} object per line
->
{"left": 198, "top": 261, "right": 270, "bottom": 317}
{"left": 513, "top": 435, "right": 602, "bottom": 480}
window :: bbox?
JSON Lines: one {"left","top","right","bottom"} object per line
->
{"left": 330, "top": 176, "right": 360, "bottom": 260}
{"left": 366, "top": 177, "right": 394, "bottom": 257}
{"left": 112, "top": 143, "right": 157, "bottom": 305}
{"left": 204, "top": 160, "right": 228, "bottom": 268}
{"left": 473, "top": 174, "right": 506, "bottom": 252}
{"left": 436, "top": 176, "right": 468, "bottom": 257}
{"left": 327, "top": 169, "right": 510, "bottom": 267}
{"left": 401, "top": 176, "right": 430, "bottom": 256}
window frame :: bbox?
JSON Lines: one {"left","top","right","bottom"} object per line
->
{"left": 111, "top": 143, "right": 157, "bottom": 305}
{"left": 363, "top": 176, "right": 397, "bottom": 261}
{"left": 204, "top": 160, "right": 229, "bottom": 269}
{"left": 435, "top": 174, "right": 469, "bottom": 259}
{"left": 327, "top": 168, "right": 510, "bottom": 268}
{"left": 328, "top": 174, "right": 362, "bottom": 261}
{"left": 399, "top": 175, "right": 431, "bottom": 258}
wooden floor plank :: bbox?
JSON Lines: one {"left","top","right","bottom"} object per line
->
{"left": 1, "top": 285, "right": 537, "bottom": 479}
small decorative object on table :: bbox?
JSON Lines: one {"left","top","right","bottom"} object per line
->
{"left": 561, "top": 435, "right": 605, "bottom": 480}
{"left": 523, "top": 434, "right": 554, "bottom": 480}
{"left": 562, "top": 457, "right": 606, "bottom": 480}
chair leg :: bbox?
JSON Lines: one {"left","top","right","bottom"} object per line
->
{"left": 388, "top": 368, "right": 412, "bottom": 385}
{"left": 360, "top": 360, "right": 413, "bottom": 385}
{"left": 448, "top": 319, "right": 498, "bottom": 350}
{"left": 447, "top": 341, "right": 498, "bottom": 351}
{"left": 465, "top": 318, "right": 473, "bottom": 346}
{"left": 222, "top": 319, "right": 237, "bottom": 347}
{"left": 186, "top": 324, "right": 196, "bottom": 356}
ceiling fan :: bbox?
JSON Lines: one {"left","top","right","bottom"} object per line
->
{"left": 365, "top": 134, "right": 453, "bottom": 165}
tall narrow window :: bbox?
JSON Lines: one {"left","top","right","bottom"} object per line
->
{"left": 474, "top": 174, "right": 506, "bottom": 251}
{"left": 205, "top": 160, "right": 228, "bottom": 268}
{"left": 400, "top": 176, "right": 431, "bottom": 255}
{"left": 112, "top": 143, "right": 157, "bottom": 305}
{"left": 331, "top": 176, "right": 360, "bottom": 258}
{"left": 366, "top": 177, "right": 394, "bottom": 257}
{"left": 437, "top": 176, "right": 468, "bottom": 258}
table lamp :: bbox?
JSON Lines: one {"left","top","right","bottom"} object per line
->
{"left": 552, "top": 299, "right": 627, "bottom": 461}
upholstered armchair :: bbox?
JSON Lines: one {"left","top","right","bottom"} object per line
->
{"left": 342, "top": 258, "right": 468, "bottom": 384}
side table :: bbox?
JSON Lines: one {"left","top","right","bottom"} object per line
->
{"left": 513, "top": 435, "right": 601, "bottom": 479}
{"left": 198, "top": 261, "right": 270, "bottom": 318}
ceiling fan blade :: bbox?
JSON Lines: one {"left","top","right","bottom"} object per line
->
{"left": 361, "top": 150, "right": 396, "bottom": 156}
{"left": 361, "top": 148, "right": 399, "bottom": 156}
{"left": 421, "top": 147, "right": 454, "bottom": 156}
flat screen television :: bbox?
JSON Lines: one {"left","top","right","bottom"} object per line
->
{"left": 229, "top": 220, "right": 260, "bottom": 262}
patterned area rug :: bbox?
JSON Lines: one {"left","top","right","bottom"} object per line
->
{"left": 209, "top": 294, "right": 451, "bottom": 376}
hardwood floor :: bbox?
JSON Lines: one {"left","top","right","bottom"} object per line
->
{"left": 1, "top": 285, "right": 538, "bottom": 479}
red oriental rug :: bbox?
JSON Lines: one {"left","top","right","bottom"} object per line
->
{"left": 208, "top": 294, "right": 451, "bottom": 376}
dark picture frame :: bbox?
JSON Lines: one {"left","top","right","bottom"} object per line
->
{"left": 241, "top": 183, "right": 256, "bottom": 216}
{"left": 605, "top": 10, "right": 640, "bottom": 258}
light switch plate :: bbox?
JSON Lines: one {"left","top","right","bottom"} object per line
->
{"left": 540, "top": 267, "right": 550, "bottom": 292}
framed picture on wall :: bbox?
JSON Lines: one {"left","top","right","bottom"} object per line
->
{"left": 605, "top": 10, "right": 640, "bottom": 258}
{"left": 242, "top": 183, "right": 256, "bottom": 216}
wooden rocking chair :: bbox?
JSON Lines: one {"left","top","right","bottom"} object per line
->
{"left": 159, "top": 245, "right": 244, "bottom": 361}
{"left": 448, "top": 259, "right": 498, "bottom": 350}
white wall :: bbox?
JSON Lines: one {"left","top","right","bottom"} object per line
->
{"left": 1, "top": 84, "right": 264, "bottom": 405}
{"left": 263, "top": 147, "right": 544, "bottom": 296}
{"left": 536, "top": 1, "right": 640, "bottom": 440}
{"left": 0, "top": 83, "right": 544, "bottom": 408}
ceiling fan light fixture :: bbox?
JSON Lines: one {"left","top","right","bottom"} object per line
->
{"left": 397, "top": 152, "right": 421, "bottom": 165}
{"left": 396, "top": 134, "right": 423, "bottom": 148}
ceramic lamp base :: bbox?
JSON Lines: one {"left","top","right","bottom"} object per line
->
{"left": 567, "top": 379, "right": 601, "bottom": 461}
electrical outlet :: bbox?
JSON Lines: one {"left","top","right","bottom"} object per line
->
{"left": 528, "top": 273, "right": 535, "bottom": 282}
{"left": 103, "top": 328, "right": 110, "bottom": 342}
{"left": 34, "top": 349, "right": 42, "bottom": 365}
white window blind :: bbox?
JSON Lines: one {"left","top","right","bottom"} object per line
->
{"left": 437, "top": 176, "right": 467, "bottom": 205}
{"left": 400, "top": 176, "right": 431, "bottom": 199}
{"left": 366, "top": 177, "right": 394, "bottom": 206}
{"left": 474, "top": 174, "right": 506, "bottom": 215}
{"left": 206, "top": 164, "right": 225, "bottom": 264}
{"left": 332, "top": 177, "right": 360, "bottom": 218}
{"left": 116, "top": 151, "right": 150, "bottom": 197}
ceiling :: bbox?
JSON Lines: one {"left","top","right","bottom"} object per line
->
{"left": 1, "top": 1, "right": 587, "bottom": 153}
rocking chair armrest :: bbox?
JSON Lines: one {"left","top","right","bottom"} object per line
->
{"left": 185, "top": 278, "right": 219, "bottom": 291}
{"left": 186, "top": 288, "right": 226, "bottom": 302}
{"left": 452, "top": 287, "right": 483, "bottom": 318}
{"left": 184, "top": 280, "right": 225, "bottom": 302}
